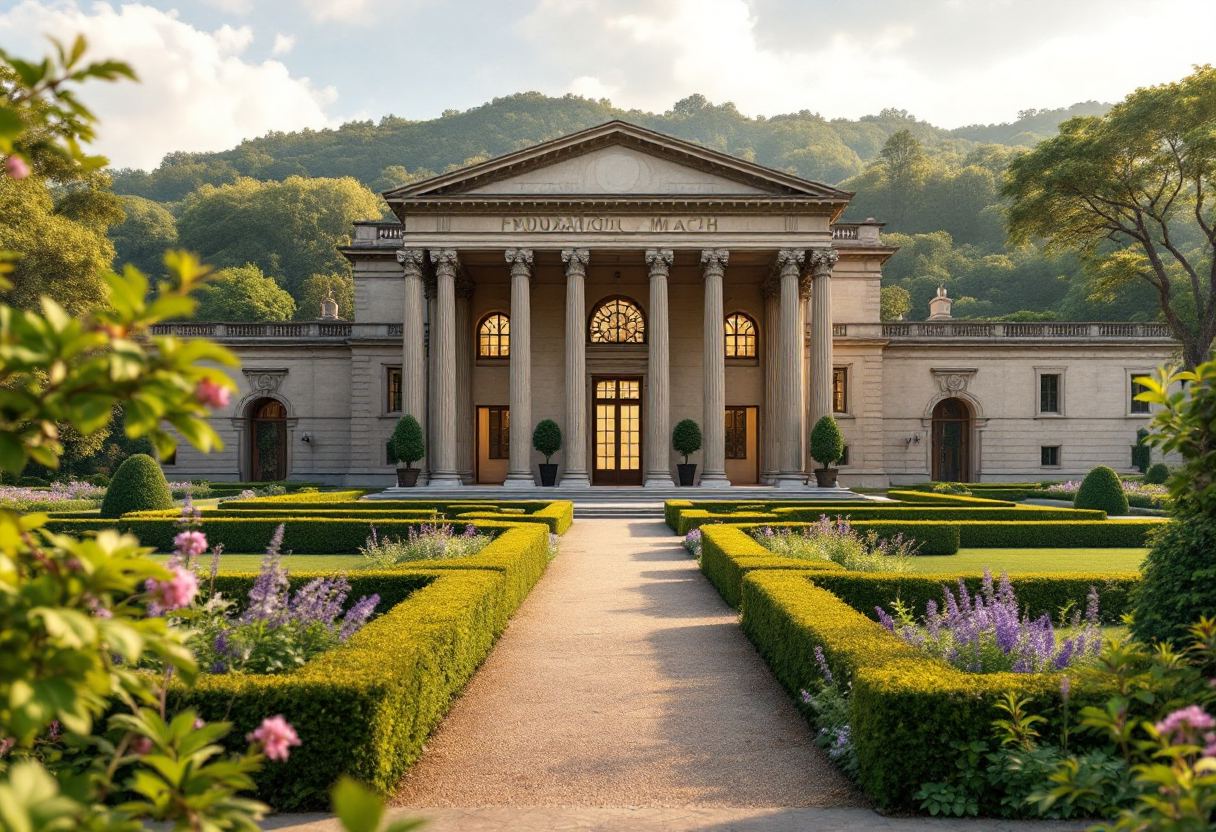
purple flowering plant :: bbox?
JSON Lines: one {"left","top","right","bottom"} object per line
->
{"left": 360, "top": 521, "right": 494, "bottom": 566}
{"left": 877, "top": 569, "right": 1102, "bottom": 674}
{"left": 751, "top": 515, "right": 920, "bottom": 573}
{"left": 797, "top": 646, "right": 859, "bottom": 778}
{"left": 683, "top": 528, "right": 702, "bottom": 559}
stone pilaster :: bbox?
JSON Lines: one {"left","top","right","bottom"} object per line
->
{"left": 644, "top": 249, "right": 674, "bottom": 487}
{"left": 455, "top": 274, "right": 475, "bottom": 485}
{"left": 561, "top": 249, "right": 590, "bottom": 488}
{"left": 761, "top": 278, "right": 780, "bottom": 484}
{"left": 700, "top": 249, "right": 730, "bottom": 488}
{"left": 396, "top": 248, "right": 428, "bottom": 481}
{"left": 503, "top": 248, "right": 535, "bottom": 488}
{"left": 809, "top": 249, "right": 839, "bottom": 431}
{"left": 427, "top": 249, "right": 461, "bottom": 487}
{"left": 776, "top": 249, "right": 806, "bottom": 487}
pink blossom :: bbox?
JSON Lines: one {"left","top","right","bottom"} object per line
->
{"left": 1155, "top": 705, "right": 1216, "bottom": 745}
{"left": 246, "top": 715, "right": 300, "bottom": 761}
{"left": 129, "top": 736, "right": 153, "bottom": 755}
{"left": 193, "top": 718, "right": 206, "bottom": 730}
{"left": 174, "top": 530, "right": 208, "bottom": 558}
{"left": 4, "top": 156, "right": 30, "bottom": 179}
{"left": 195, "top": 378, "right": 230, "bottom": 409}
{"left": 146, "top": 566, "right": 198, "bottom": 613}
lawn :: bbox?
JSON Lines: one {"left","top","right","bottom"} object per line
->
{"left": 151, "top": 553, "right": 364, "bottom": 572}
{"left": 911, "top": 547, "right": 1148, "bottom": 574}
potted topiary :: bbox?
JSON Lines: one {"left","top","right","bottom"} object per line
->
{"left": 672, "top": 419, "right": 701, "bottom": 486}
{"left": 809, "top": 415, "right": 846, "bottom": 488}
{"left": 532, "top": 419, "right": 563, "bottom": 487}
{"left": 390, "top": 414, "right": 425, "bottom": 487}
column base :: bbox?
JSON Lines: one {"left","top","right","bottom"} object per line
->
{"left": 698, "top": 472, "right": 732, "bottom": 489}
{"left": 560, "top": 471, "right": 592, "bottom": 489}
{"left": 501, "top": 471, "right": 537, "bottom": 489}
{"left": 644, "top": 472, "right": 675, "bottom": 488}
{"left": 427, "top": 471, "right": 463, "bottom": 488}
{"left": 773, "top": 473, "right": 808, "bottom": 489}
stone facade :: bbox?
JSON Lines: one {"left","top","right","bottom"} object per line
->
{"left": 163, "top": 123, "right": 1176, "bottom": 488}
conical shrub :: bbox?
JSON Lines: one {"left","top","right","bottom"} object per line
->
{"left": 100, "top": 453, "right": 174, "bottom": 518}
{"left": 1073, "top": 465, "right": 1129, "bottom": 516}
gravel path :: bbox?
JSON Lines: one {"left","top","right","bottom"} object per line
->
{"left": 392, "top": 518, "right": 860, "bottom": 808}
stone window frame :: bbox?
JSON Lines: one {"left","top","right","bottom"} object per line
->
{"left": 588, "top": 295, "right": 647, "bottom": 345}
{"left": 1126, "top": 368, "right": 1154, "bottom": 417}
{"left": 832, "top": 365, "right": 851, "bottom": 416}
{"left": 724, "top": 311, "right": 758, "bottom": 360}
{"left": 385, "top": 365, "right": 402, "bottom": 415}
{"left": 1040, "top": 445, "right": 1062, "bottom": 468}
{"left": 477, "top": 312, "right": 510, "bottom": 359}
{"left": 1034, "top": 366, "right": 1066, "bottom": 417}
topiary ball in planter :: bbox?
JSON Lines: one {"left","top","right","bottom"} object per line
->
{"left": 100, "top": 453, "right": 174, "bottom": 518}
{"left": 1074, "top": 465, "right": 1130, "bottom": 516}
{"left": 810, "top": 415, "right": 845, "bottom": 469}
{"left": 1144, "top": 462, "right": 1170, "bottom": 485}
{"left": 672, "top": 419, "right": 702, "bottom": 486}
{"left": 532, "top": 419, "right": 563, "bottom": 486}
{"left": 390, "top": 415, "right": 425, "bottom": 468}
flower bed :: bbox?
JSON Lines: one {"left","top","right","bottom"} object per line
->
{"left": 0, "top": 481, "right": 105, "bottom": 512}
{"left": 215, "top": 498, "right": 575, "bottom": 535}
{"left": 1027, "top": 480, "right": 1170, "bottom": 510}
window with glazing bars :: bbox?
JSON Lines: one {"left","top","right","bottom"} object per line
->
{"left": 1040, "top": 374, "right": 1060, "bottom": 413}
{"left": 479, "top": 314, "right": 509, "bottom": 357}
{"left": 724, "top": 313, "right": 757, "bottom": 358}
{"left": 832, "top": 367, "right": 848, "bottom": 413}
{"left": 386, "top": 366, "right": 402, "bottom": 413}
{"left": 1130, "top": 378, "right": 1151, "bottom": 414}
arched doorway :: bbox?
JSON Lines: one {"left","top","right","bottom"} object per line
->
{"left": 932, "top": 398, "right": 971, "bottom": 483}
{"left": 248, "top": 398, "right": 287, "bottom": 481}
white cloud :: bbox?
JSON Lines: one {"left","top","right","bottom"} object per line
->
{"left": 271, "top": 32, "right": 295, "bottom": 56}
{"left": 566, "top": 75, "right": 617, "bottom": 102}
{"left": 202, "top": 0, "right": 253, "bottom": 15}
{"left": 0, "top": 1, "right": 337, "bottom": 169}
{"left": 303, "top": 0, "right": 368, "bottom": 23}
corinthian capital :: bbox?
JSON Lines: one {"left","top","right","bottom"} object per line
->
{"left": 645, "top": 248, "right": 673, "bottom": 277}
{"left": 396, "top": 248, "right": 425, "bottom": 278}
{"left": 775, "top": 249, "right": 805, "bottom": 276}
{"left": 505, "top": 248, "right": 534, "bottom": 278}
{"left": 429, "top": 248, "right": 459, "bottom": 277}
{"left": 809, "top": 248, "right": 839, "bottom": 278}
{"left": 561, "top": 249, "right": 589, "bottom": 278}
{"left": 700, "top": 248, "right": 729, "bottom": 279}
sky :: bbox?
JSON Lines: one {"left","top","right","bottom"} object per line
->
{"left": 1, "top": 0, "right": 1213, "bottom": 170}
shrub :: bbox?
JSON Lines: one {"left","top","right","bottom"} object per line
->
{"left": 889, "top": 490, "right": 1014, "bottom": 507}
{"left": 955, "top": 520, "right": 1160, "bottom": 548}
{"left": 1073, "top": 466, "right": 1129, "bottom": 516}
{"left": 810, "top": 415, "right": 845, "bottom": 468}
{"left": 672, "top": 419, "right": 701, "bottom": 463}
{"left": 390, "top": 415, "right": 425, "bottom": 467}
{"left": 699, "top": 525, "right": 845, "bottom": 608}
{"left": 932, "top": 482, "right": 972, "bottom": 496}
{"left": 99, "top": 453, "right": 173, "bottom": 518}
{"left": 1143, "top": 462, "right": 1170, "bottom": 485}
{"left": 1132, "top": 512, "right": 1216, "bottom": 644}
{"left": 532, "top": 419, "right": 562, "bottom": 463}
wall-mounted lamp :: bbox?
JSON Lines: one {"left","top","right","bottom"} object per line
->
{"left": 301, "top": 433, "right": 312, "bottom": 444}
{"left": 905, "top": 434, "right": 921, "bottom": 445}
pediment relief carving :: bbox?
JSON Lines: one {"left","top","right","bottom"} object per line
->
{"left": 243, "top": 367, "right": 287, "bottom": 394}
{"left": 931, "top": 368, "right": 977, "bottom": 394}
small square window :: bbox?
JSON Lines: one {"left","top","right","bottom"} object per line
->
{"left": 832, "top": 368, "right": 848, "bottom": 413}
{"left": 386, "top": 366, "right": 402, "bottom": 413}
{"left": 1130, "top": 378, "right": 1151, "bottom": 414}
{"left": 1040, "top": 374, "right": 1060, "bottom": 414}
{"left": 1041, "top": 446, "right": 1060, "bottom": 467}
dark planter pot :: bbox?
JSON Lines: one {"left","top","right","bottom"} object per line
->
{"left": 677, "top": 463, "right": 697, "bottom": 487}
{"left": 813, "top": 467, "right": 839, "bottom": 488}
{"left": 396, "top": 467, "right": 420, "bottom": 487}
{"left": 538, "top": 463, "right": 559, "bottom": 487}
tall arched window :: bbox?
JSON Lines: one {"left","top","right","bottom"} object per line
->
{"left": 478, "top": 313, "right": 509, "bottom": 357}
{"left": 589, "top": 297, "right": 645, "bottom": 344}
{"left": 725, "top": 312, "right": 757, "bottom": 358}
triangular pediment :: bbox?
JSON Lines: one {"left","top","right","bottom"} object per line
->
{"left": 384, "top": 121, "right": 852, "bottom": 202}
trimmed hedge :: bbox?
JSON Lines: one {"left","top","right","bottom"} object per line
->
{"left": 886, "top": 490, "right": 1016, "bottom": 508}
{"left": 227, "top": 490, "right": 366, "bottom": 504}
{"left": 100, "top": 454, "right": 173, "bottom": 517}
{"left": 955, "top": 519, "right": 1161, "bottom": 548}
{"left": 664, "top": 500, "right": 877, "bottom": 532}
{"left": 127, "top": 509, "right": 441, "bottom": 521}
{"left": 739, "top": 571, "right": 1110, "bottom": 810}
{"left": 44, "top": 517, "right": 524, "bottom": 554}
{"left": 1074, "top": 465, "right": 1130, "bottom": 515}
{"left": 215, "top": 498, "right": 574, "bottom": 535}
{"left": 672, "top": 504, "right": 1108, "bottom": 535}
{"left": 700, "top": 525, "right": 845, "bottom": 608}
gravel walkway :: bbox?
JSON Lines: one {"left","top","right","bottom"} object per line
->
{"left": 391, "top": 518, "right": 859, "bottom": 808}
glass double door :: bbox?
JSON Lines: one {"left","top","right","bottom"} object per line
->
{"left": 593, "top": 377, "right": 643, "bottom": 486}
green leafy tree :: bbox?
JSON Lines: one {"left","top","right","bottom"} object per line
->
{"left": 110, "top": 194, "right": 178, "bottom": 276}
{"left": 195, "top": 263, "right": 297, "bottom": 322}
{"left": 879, "top": 129, "right": 926, "bottom": 226}
{"left": 1004, "top": 65, "right": 1216, "bottom": 368}
{"left": 810, "top": 415, "right": 846, "bottom": 468}
{"left": 295, "top": 272, "right": 354, "bottom": 321}
{"left": 880, "top": 285, "right": 912, "bottom": 320}
{"left": 176, "top": 175, "right": 382, "bottom": 297}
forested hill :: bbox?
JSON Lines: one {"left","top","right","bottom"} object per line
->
{"left": 97, "top": 92, "right": 1164, "bottom": 325}
{"left": 110, "top": 93, "right": 1108, "bottom": 203}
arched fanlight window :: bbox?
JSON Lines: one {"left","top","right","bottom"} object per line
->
{"left": 589, "top": 297, "right": 645, "bottom": 344}
{"left": 478, "top": 313, "right": 510, "bottom": 357}
{"left": 725, "top": 312, "right": 758, "bottom": 358}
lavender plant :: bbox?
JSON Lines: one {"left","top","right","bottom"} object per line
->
{"left": 683, "top": 528, "right": 702, "bottom": 559}
{"left": 877, "top": 570, "right": 1102, "bottom": 674}
{"left": 751, "top": 516, "right": 920, "bottom": 573}
{"left": 798, "top": 646, "right": 859, "bottom": 778}
{"left": 359, "top": 522, "right": 494, "bottom": 566}
{"left": 0, "top": 481, "right": 105, "bottom": 511}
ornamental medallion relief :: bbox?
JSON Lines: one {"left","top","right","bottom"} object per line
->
{"left": 931, "top": 368, "right": 977, "bottom": 394}
{"left": 243, "top": 368, "right": 288, "bottom": 394}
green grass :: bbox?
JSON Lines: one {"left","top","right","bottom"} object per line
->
{"left": 911, "top": 548, "right": 1148, "bottom": 574}
{"left": 151, "top": 553, "right": 363, "bottom": 572}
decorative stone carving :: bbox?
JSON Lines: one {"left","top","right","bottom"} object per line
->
{"left": 700, "top": 248, "right": 729, "bottom": 280}
{"left": 809, "top": 249, "right": 839, "bottom": 278}
{"left": 430, "top": 249, "right": 459, "bottom": 276}
{"left": 561, "top": 248, "right": 589, "bottom": 277}
{"left": 932, "top": 368, "right": 978, "bottom": 394}
{"left": 455, "top": 274, "right": 475, "bottom": 299}
{"left": 505, "top": 248, "right": 534, "bottom": 273}
{"left": 644, "top": 248, "right": 673, "bottom": 276}
{"left": 243, "top": 368, "right": 287, "bottom": 394}
{"left": 395, "top": 248, "right": 424, "bottom": 274}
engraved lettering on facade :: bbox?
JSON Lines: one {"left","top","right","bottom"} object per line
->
{"left": 500, "top": 216, "right": 718, "bottom": 233}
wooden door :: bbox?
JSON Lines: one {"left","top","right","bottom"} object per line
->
{"left": 932, "top": 398, "right": 971, "bottom": 483}
{"left": 592, "top": 378, "right": 643, "bottom": 486}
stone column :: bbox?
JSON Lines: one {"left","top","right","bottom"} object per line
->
{"left": 503, "top": 248, "right": 535, "bottom": 488}
{"left": 427, "top": 249, "right": 461, "bottom": 487}
{"left": 775, "top": 249, "right": 806, "bottom": 487}
{"left": 455, "top": 275, "right": 475, "bottom": 484}
{"left": 809, "top": 249, "right": 839, "bottom": 430}
{"left": 396, "top": 249, "right": 429, "bottom": 482}
{"left": 761, "top": 279, "right": 780, "bottom": 484}
{"left": 700, "top": 249, "right": 730, "bottom": 488}
{"left": 561, "top": 249, "right": 591, "bottom": 488}
{"left": 645, "top": 249, "right": 674, "bottom": 487}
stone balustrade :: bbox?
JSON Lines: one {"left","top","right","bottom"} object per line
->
{"left": 867, "top": 321, "right": 1174, "bottom": 339}
{"left": 149, "top": 322, "right": 405, "bottom": 339}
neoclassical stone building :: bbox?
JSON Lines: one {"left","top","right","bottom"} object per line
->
{"left": 163, "top": 122, "right": 1176, "bottom": 488}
